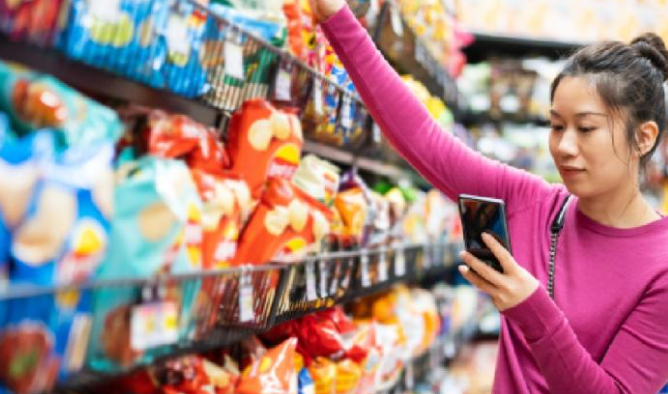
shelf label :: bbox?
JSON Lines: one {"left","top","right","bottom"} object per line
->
{"left": 63, "top": 313, "right": 92, "bottom": 372}
{"left": 225, "top": 40, "right": 245, "bottom": 80}
{"left": 390, "top": 6, "right": 404, "bottom": 37}
{"left": 394, "top": 244, "right": 406, "bottom": 276}
{"left": 239, "top": 271, "right": 254, "bottom": 322}
{"left": 131, "top": 302, "right": 179, "bottom": 351}
{"left": 319, "top": 259, "right": 329, "bottom": 298}
{"left": 378, "top": 250, "right": 389, "bottom": 282}
{"left": 360, "top": 253, "right": 371, "bottom": 288}
{"left": 313, "top": 78, "right": 324, "bottom": 115}
{"left": 340, "top": 94, "right": 353, "bottom": 129}
{"left": 306, "top": 261, "right": 317, "bottom": 301}
{"left": 275, "top": 65, "right": 292, "bottom": 101}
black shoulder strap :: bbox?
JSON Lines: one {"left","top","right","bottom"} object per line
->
{"left": 550, "top": 195, "right": 573, "bottom": 235}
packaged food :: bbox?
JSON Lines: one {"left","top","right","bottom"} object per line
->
{"left": 87, "top": 157, "right": 203, "bottom": 372}
{"left": 0, "top": 62, "right": 124, "bottom": 149}
{"left": 227, "top": 99, "right": 303, "bottom": 200}
{"left": 298, "top": 367, "right": 315, "bottom": 394}
{"left": 0, "top": 0, "right": 63, "bottom": 46}
{"left": 293, "top": 155, "right": 340, "bottom": 206}
{"left": 333, "top": 188, "right": 367, "bottom": 245}
{"left": 236, "top": 338, "right": 298, "bottom": 394}
{"left": 234, "top": 178, "right": 332, "bottom": 266}
{"left": 159, "top": 1, "right": 210, "bottom": 98}
{"left": 308, "top": 357, "right": 336, "bottom": 394}
{"left": 350, "top": 323, "right": 382, "bottom": 394}
{"left": 58, "top": 0, "right": 169, "bottom": 87}
{"left": 335, "top": 359, "right": 363, "bottom": 394}
{"left": 283, "top": 0, "right": 318, "bottom": 65}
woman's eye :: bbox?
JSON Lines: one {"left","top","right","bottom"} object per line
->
{"left": 550, "top": 124, "right": 565, "bottom": 132}
{"left": 578, "top": 127, "right": 595, "bottom": 133}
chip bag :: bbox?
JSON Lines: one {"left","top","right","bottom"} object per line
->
{"left": 0, "top": 62, "right": 124, "bottom": 149}
{"left": 293, "top": 154, "right": 340, "bottom": 207}
{"left": 226, "top": 99, "right": 303, "bottom": 200}
{"left": 0, "top": 0, "right": 63, "bottom": 46}
{"left": 308, "top": 357, "right": 336, "bottom": 394}
{"left": 236, "top": 338, "right": 299, "bottom": 394}
{"left": 87, "top": 157, "right": 203, "bottom": 372}
{"left": 234, "top": 178, "right": 332, "bottom": 266}
{"left": 298, "top": 367, "right": 315, "bottom": 394}
{"left": 335, "top": 359, "right": 363, "bottom": 394}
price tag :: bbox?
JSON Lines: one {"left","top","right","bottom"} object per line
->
{"left": 306, "top": 261, "right": 317, "bottom": 301}
{"left": 274, "top": 65, "right": 292, "bottom": 101}
{"left": 423, "top": 244, "right": 432, "bottom": 269}
{"left": 394, "top": 244, "right": 406, "bottom": 276}
{"left": 360, "top": 253, "right": 371, "bottom": 288}
{"left": 378, "top": 250, "right": 389, "bottom": 282}
{"left": 225, "top": 40, "right": 245, "bottom": 80}
{"left": 63, "top": 313, "right": 92, "bottom": 372}
{"left": 404, "top": 359, "right": 415, "bottom": 389}
{"left": 329, "top": 264, "right": 340, "bottom": 296}
{"left": 131, "top": 302, "right": 179, "bottom": 351}
{"left": 239, "top": 271, "right": 254, "bottom": 322}
{"left": 319, "top": 260, "right": 329, "bottom": 298}
{"left": 341, "top": 258, "right": 354, "bottom": 289}
{"left": 340, "top": 94, "right": 353, "bottom": 129}
{"left": 313, "top": 78, "right": 324, "bottom": 115}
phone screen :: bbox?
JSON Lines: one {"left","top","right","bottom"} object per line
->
{"left": 458, "top": 195, "right": 511, "bottom": 273}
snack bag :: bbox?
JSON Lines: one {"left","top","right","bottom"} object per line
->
{"left": 58, "top": 0, "right": 169, "bottom": 87}
{"left": 350, "top": 323, "right": 382, "bottom": 394}
{"left": 227, "top": 99, "right": 303, "bottom": 200}
{"left": 159, "top": 0, "right": 210, "bottom": 97}
{"left": 236, "top": 338, "right": 298, "bottom": 394}
{"left": 234, "top": 178, "right": 332, "bottom": 266}
{"left": 298, "top": 367, "right": 315, "bottom": 394}
{"left": 0, "top": 0, "right": 63, "bottom": 46}
{"left": 335, "top": 359, "right": 363, "bottom": 394}
{"left": 307, "top": 357, "right": 336, "bottom": 394}
{"left": 87, "top": 157, "right": 203, "bottom": 372}
{"left": 293, "top": 155, "right": 340, "bottom": 207}
{"left": 333, "top": 188, "right": 367, "bottom": 245}
{"left": 283, "top": 0, "right": 318, "bottom": 65}
{"left": 0, "top": 63, "right": 124, "bottom": 149}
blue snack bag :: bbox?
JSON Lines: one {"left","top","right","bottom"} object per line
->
{"left": 58, "top": 0, "right": 169, "bottom": 88}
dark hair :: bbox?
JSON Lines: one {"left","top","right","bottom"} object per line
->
{"left": 550, "top": 32, "right": 668, "bottom": 169}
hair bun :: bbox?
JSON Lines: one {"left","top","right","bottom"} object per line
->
{"left": 631, "top": 33, "right": 668, "bottom": 81}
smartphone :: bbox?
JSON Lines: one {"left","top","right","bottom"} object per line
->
{"left": 457, "top": 194, "right": 512, "bottom": 273}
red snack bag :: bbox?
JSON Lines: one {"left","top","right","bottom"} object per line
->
{"left": 236, "top": 338, "right": 299, "bottom": 394}
{"left": 226, "top": 100, "right": 303, "bottom": 200}
{"left": 0, "top": 0, "right": 63, "bottom": 45}
{"left": 234, "top": 178, "right": 332, "bottom": 266}
{"left": 147, "top": 111, "right": 229, "bottom": 172}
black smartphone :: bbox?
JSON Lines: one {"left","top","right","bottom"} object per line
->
{"left": 457, "top": 194, "right": 512, "bottom": 273}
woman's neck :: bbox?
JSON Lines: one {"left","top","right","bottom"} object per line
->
{"left": 578, "top": 187, "right": 661, "bottom": 228}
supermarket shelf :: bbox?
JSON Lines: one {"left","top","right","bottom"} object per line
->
{"left": 464, "top": 32, "right": 586, "bottom": 63}
{"left": 10, "top": 243, "right": 443, "bottom": 393}
{"left": 0, "top": 38, "right": 222, "bottom": 127}
{"left": 374, "top": 3, "right": 460, "bottom": 108}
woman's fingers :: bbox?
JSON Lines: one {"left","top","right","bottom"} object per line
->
{"left": 459, "top": 250, "right": 504, "bottom": 286}
{"left": 458, "top": 265, "right": 497, "bottom": 295}
{"left": 481, "top": 232, "right": 516, "bottom": 274}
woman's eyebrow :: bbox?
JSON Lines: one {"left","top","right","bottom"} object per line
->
{"left": 575, "top": 111, "right": 607, "bottom": 118}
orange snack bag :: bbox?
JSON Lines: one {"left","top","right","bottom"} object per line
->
{"left": 236, "top": 338, "right": 299, "bottom": 394}
{"left": 308, "top": 357, "right": 337, "bottom": 394}
{"left": 333, "top": 188, "right": 368, "bottom": 243}
{"left": 234, "top": 178, "right": 332, "bottom": 266}
{"left": 227, "top": 99, "right": 303, "bottom": 200}
{"left": 335, "top": 359, "right": 363, "bottom": 394}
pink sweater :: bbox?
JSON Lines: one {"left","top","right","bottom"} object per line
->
{"left": 322, "top": 6, "right": 668, "bottom": 393}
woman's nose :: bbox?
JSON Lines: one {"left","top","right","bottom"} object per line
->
{"left": 557, "top": 129, "right": 579, "bottom": 157}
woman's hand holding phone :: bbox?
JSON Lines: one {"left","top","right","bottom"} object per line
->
{"left": 459, "top": 233, "right": 539, "bottom": 312}
{"left": 309, "top": 0, "right": 346, "bottom": 22}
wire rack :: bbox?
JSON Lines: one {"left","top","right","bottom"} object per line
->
{"left": 0, "top": 0, "right": 370, "bottom": 148}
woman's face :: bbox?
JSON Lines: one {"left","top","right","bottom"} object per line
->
{"left": 549, "top": 76, "right": 637, "bottom": 199}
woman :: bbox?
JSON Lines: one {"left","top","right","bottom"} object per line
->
{"left": 311, "top": 0, "right": 668, "bottom": 392}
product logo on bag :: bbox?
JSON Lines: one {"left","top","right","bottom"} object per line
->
{"left": 268, "top": 144, "right": 300, "bottom": 179}
{"left": 58, "top": 219, "right": 107, "bottom": 284}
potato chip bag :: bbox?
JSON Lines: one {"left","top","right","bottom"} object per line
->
{"left": 0, "top": 0, "right": 63, "bottom": 46}
{"left": 308, "top": 357, "right": 336, "bottom": 394}
{"left": 333, "top": 188, "right": 367, "bottom": 244}
{"left": 293, "top": 155, "right": 340, "bottom": 207}
{"left": 234, "top": 178, "right": 332, "bottom": 266}
{"left": 350, "top": 323, "right": 382, "bottom": 394}
{"left": 87, "top": 157, "right": 203, "bottom": 372}
{"left": 236, "top": 338, "right": 298, "bottom": 394}
{"left": 58, "top": 0, "right": 169, "bottom": 88}
{"left": 226, "top": 99, "right": 303, "bottom": 200}
{"left": 335, "top": 359, "right": 363, "bottom": 394}
{"left": 0, "top": 62, "right": 124, "bottom": 149}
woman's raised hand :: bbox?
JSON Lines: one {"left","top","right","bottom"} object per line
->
{"left": 309, "top": 0, "right": 346, "bottom": 22}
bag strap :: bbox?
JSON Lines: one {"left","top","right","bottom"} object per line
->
{"left": 547, "top": 195, "right": 573, "bottom": 299}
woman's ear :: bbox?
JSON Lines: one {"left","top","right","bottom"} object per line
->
{"left": 637, "top": 121, "right": 660, "bottom": 157}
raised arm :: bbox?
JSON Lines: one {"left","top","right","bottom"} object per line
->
{"left": 316, "top": 2, "right": 552, "bottom": 213}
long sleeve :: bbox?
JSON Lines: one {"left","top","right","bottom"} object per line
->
{"left": 503, "top": 282, "right": 668, "bottom": 394}
{"left": 320, "top": 6, "right": 553, "bottom": 215}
